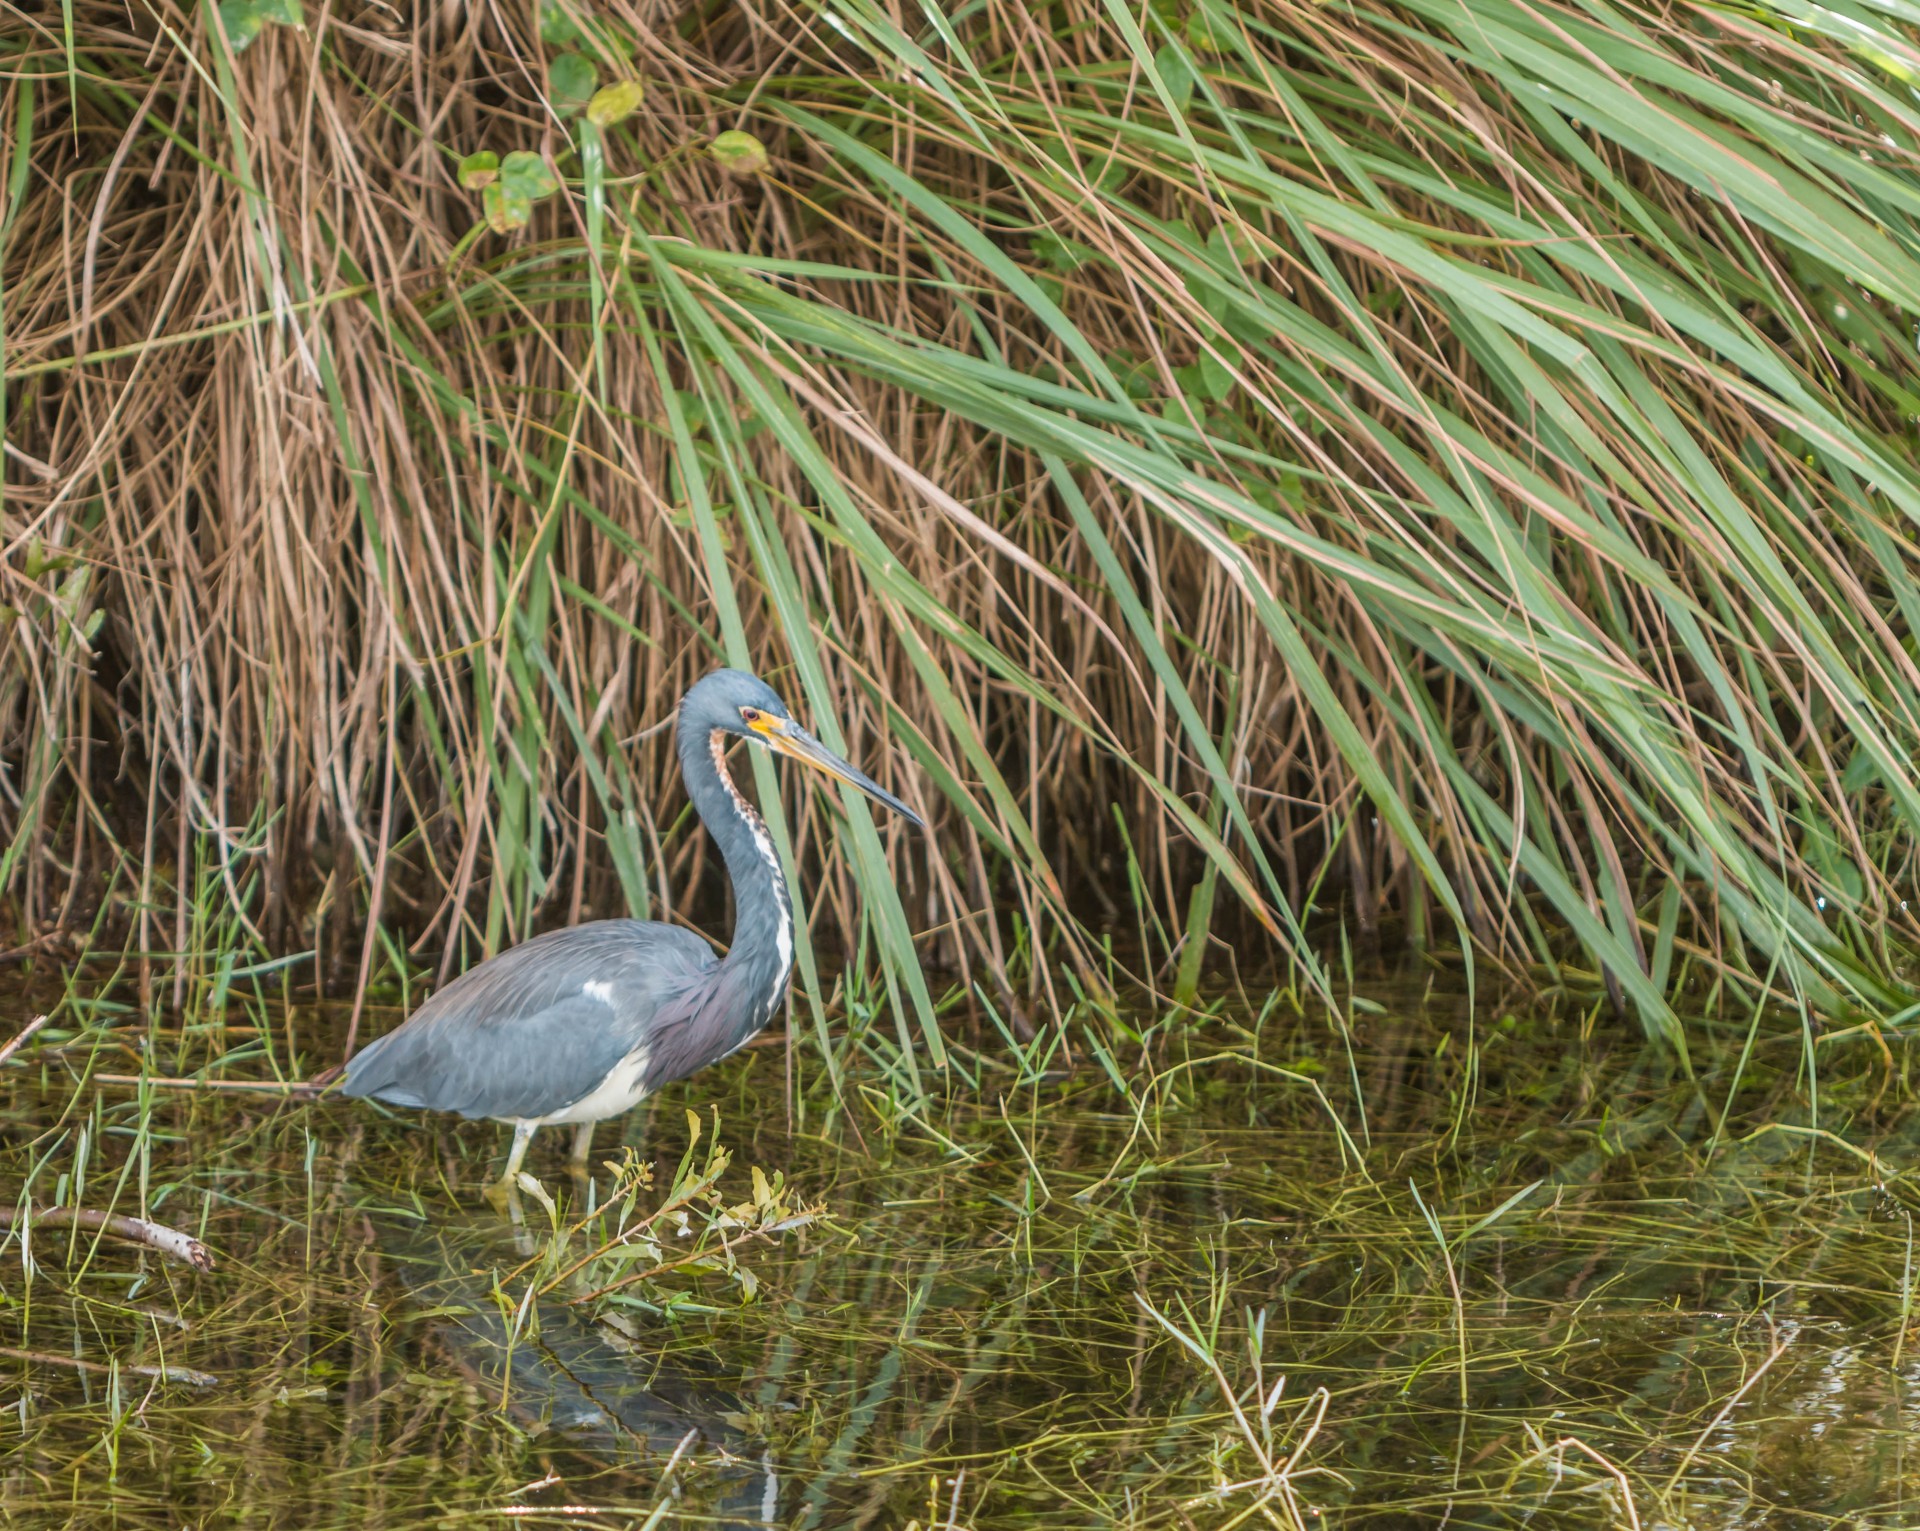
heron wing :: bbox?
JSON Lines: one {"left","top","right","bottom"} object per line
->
{"left": 340, "top": 921, "right": 715, "bottom": 1121}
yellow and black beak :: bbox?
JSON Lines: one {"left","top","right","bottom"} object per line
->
{"left": 751, "top": 716, "right": 925, "bottom": 830}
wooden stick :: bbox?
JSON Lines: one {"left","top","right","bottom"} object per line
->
{"left": 0, "top": 1205, "right": 215, "bottom": 1271}
{"left": 0, "top": 1013, "right": 49, "bottom": 1067}
{"left": 0, "top": 1345, "right": 218, "bottom": 1388}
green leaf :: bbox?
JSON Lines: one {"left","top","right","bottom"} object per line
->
{"left": 214, "top": 0, "right": 299, "bottom": 51}
{"left": 537, "top": 0, "right": 584, "bottom": 48}
{"left": 1196, "top": 349, "right": 1235, "bottom": 401}
{"left": 549, "top": 53, "right": 597, "bottom": 117}
{"left": 1842, "top": 749, "right": 1881, "bottom": 792}
{"left": 1032, "top": 231, "right": 1092, "bottom": 271}
{"left": 1184, "top": 11, "right": 1229, "bottom": 52}
{"left": 216, "top": 0, "right": 264, "bottom": 50}
{"left": 1153, "top": 44, "right": 1196, "bottom": 111}
{"left": 587, "top": 80, "right": 644, "bottom": 128}
{"left": 456, "top": 150, "right": 498, "bottom": 189}
{"left": 709, "top": 129, "right": 769, "bottom": 176}
{"left": 1039, "top": 140, "right": 1129, "bottom": 194}
{"left": 498, "top": 150, "right": 558, "bottom": 202}
{"left": 482, "top": 183, "right": 532, "bottom": 233}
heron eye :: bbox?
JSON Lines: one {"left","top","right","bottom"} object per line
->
{"left": 740, "top": 707, "right": 760, "bottom": 724}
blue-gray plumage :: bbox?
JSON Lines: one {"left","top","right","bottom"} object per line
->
{"left": 340, "top": 669, "right": 923, "bottom": 1190}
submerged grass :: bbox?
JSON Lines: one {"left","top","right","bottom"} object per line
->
{"left": 4, "top": 0, "right": 1920, "bottom": 1060}
{"left": 4, "top": 986, "right": 1920, "bottom": 1526}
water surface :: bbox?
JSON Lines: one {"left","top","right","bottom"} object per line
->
{"left": 2, "top": 996, "right": 1916, "bottom": 1527}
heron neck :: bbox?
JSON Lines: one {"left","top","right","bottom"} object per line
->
{"left": 677, "top": 725, "right": 794, "bottom": 991}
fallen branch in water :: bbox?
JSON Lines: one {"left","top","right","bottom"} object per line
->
{"left": 0, "top": 1205, "right": 215, "bottom": 1271}
{"left": 0, "top": 1344, "right": 218, "bottom": 1388}
{"left": 0, "top": 1013, "right": 49, "bottom": 1067}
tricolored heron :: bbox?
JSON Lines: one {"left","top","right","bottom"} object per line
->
{"left": 340, "top": 669, "right": 922, "bottom": 1191}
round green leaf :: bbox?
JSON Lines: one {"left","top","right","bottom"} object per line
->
{"left": 709, "top": 130, "right": 769, "bottom": 177}
{"left": 1197, "top": 349, "right": 1235, "bottom": 401}
{"left": 457, "top": 151, "right": 499, "bottom": 190}
{"left": 586, "top": 80, "right": 644, "bottom": 128}
{"left": 483, "top": 184, "right": 532, "bottom": 234}
{"left": 1153, "top": 45, "right": 1196, "bottom": 112}
{"left": 537, "top": 0, "right": 584, "bottom": 48}
{"left": 550, "top": 53, "right": 597, "bottom": 117}
{"left": 499, "top": 151, "right": 559, "bottom": 202}
{"left": 216, "top": 0, "right": 264, "bottom": 51}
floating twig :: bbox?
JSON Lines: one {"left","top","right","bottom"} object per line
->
{"left": 0, "top": 1344, "right": 218, "bottom": 1388}
{"left": 0, "top": 1205, "right": 215, "bottom": 1271}
{"left": 0, "top": 1013, "right": 49, "bottom": 1067}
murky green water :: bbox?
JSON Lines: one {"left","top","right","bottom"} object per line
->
{"left": 4, "top": 997, "right": 1918, "bottom": 1527}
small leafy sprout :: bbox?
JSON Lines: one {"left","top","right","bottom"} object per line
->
{"left": 531, "top": 1111, "right": 822, "bottom": 1312}
{"left": 481, "top": 151, "right": 560, "bottom": 234}
{"left": 216, "top": 0, "right": 302, "bottom": 53}
{"left": 550, "top": 53, "right": 598, "bottom": 118}
{"left": 710, "top": 130, "right": 769, "bottom": 177}
{"left": 22, "top": 540, "right": 78, "bottom": 581}
{"left": 586, "top": 81, "right": 644, "bottom": 128}
{"left": 457, "top": 151, "right": 499, "bottom": 190}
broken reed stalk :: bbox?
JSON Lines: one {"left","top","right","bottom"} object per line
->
{"left": 0, "top": 1014, "right": 49, "bottom": 1068}
{"left": 0, "top": 1204, "right": 215, "bottom": 1271}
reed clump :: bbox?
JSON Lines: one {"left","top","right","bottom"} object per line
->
{"left": 4, "top": 0, "right": 1920, "bottom": 1049}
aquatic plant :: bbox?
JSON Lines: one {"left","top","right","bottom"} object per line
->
{"left": 511, "top": 1107, "right": 824, "bottom": 1313}
{"left": 5, "top": 994, "right": 1915, "bottom": 1526}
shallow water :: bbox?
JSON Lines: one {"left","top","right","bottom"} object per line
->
{"left": 3, "top": 996, "right": 1919, "bottom": 1528}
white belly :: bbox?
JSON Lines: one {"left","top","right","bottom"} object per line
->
{"left": 516, "top": 1044, "right": 652, "bottom": 1128}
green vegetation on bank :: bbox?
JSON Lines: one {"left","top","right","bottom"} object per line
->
{"left": 4, "top": 0, "right": 1920, "bottom": 1067}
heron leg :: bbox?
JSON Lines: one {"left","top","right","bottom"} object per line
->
{"left": 485, "top": 1122, "right": 537, "bottom": 1210}
{"left": 569, "top": 1120, "right": 596, "bottom": 1173}
{"left": 503, "top": 1121, "right": 537, "bottom": 1181}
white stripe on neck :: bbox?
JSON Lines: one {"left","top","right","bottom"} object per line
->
{"left": 709, "top": 732, "right": 795, "bottom": 1020}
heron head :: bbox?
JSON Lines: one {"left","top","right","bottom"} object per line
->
{"left": 682, "top": 668, "right": 925, "bottom": 830}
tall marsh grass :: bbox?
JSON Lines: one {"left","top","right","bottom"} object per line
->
{"left": 3, "top": 0, "right": 1920, "bottom": 1055}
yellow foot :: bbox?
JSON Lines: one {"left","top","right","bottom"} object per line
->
{"left": 482, "top": 1175, "right": 523, "bottom": 1220}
